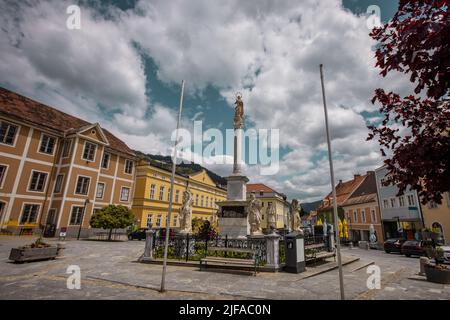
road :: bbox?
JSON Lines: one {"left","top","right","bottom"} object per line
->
{"left": 0, "top": 236, "right": 449, "bottom": 300}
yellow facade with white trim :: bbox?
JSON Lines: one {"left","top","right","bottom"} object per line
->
{"left": 132, "top": 160, "right": 227, "bottom": 229}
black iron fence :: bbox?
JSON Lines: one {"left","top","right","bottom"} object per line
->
{"left": 152, "top": 232, "right": 332, "bottom": 266}
{"left": 153, "top": 233, "right": 268, "bottom": 264}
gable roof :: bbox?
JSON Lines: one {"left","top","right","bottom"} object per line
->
{"left": 188, "top": 169, "right": 216, "bottom": 186}
{"left": 247, "top": 183, "right": 276, "bottom": 193}
{"left": 342, "top": 171, "right": 378, "bottom": 206}
{"left": 0, "top": 87, "right": 134, "bottom": 156}
{"left": 318, "top": 174, "right": 366, "bottom": 211}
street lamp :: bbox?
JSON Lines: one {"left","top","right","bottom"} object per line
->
{"left": 77, "top": 198, "right": 90, "bottom": 240}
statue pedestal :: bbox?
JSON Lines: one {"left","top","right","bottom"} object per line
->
{"left": 217, "top": 200, "right": 249, "bottom": 239}
{"left": 264, "top": 232, "right": 281, "bottom": 270}
{"left": 140, "top": 229, "right": 155, "bottom": 262}
{"left": 226, "top": 175, "right": 249, "bottom": 201}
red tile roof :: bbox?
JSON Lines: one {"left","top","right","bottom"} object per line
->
{"left": 0, "top": 87, "right": 135, "bottom": 156}
{"left": 318, "top": 174, "right": 366, "bottom": 211}
{"left": 247, "top": 183, "right": 276, "bottom": 193}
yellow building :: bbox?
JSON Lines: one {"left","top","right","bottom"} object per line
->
{"left": 132, "top": 159, "right": 227, "bottom": 228}
{"left": 246, "top": 183, "right": 290, "bottom": 230}
{"left": 422, "top": 192, "right": 450, "bottom": 244}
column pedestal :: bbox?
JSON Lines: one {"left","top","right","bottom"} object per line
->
{"left": 140, "top": 229, "right": 155, "bottom": 261}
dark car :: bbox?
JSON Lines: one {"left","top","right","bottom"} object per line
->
{"left": 128, "top": 228, "right": 148, "bottom": 240}
{"left": 401, "top": 240, "right": 425, "bottom": 257}
{"left": 384, "top": 238, "right": 407, "bottom": 253}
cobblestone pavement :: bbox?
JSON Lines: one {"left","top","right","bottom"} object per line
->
{"left": 0, "top": 236, "right": 449, "bottom": 300}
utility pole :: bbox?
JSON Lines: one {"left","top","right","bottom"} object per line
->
{"left": 160, "top": 80, "right": 185, "bottom": 292}
{"left": 320, "top": 64, "right": 345, "bottom": 300}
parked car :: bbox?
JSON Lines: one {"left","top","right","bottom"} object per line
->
{"left": 401, "top": 240, "right": 425, "bottom": 257}
{"left": 384, "top": 238, "right": 407, "bottom": 253}
{"left": 128, "top": 228, "right": 148, "bottom": 240}
{"left": 436, "top": 244, "right": 450, "bottom": 264}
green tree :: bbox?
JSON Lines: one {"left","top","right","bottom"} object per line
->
{"left": 90, "top": 205, "right": 135, "bottom": 241}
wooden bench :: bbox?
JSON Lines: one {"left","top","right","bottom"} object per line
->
{"left": 200, "top": 247, "right": 258, "bottom": 276}
{"left": 305, "top": 243, "right": 335, "bottom": 264}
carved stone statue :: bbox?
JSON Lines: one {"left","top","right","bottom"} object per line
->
{"left": 248, "top": 192, "right": 262, "bottom": 235}
{"left": 290, "top": 199, "right": 302, "bottom": 232}
{"left": 234, "top": 94, "right": 244, "bottom": 129}
{"left": 179, "top": 189, "right": 193, "bottom": 234}
{"left": 266, "top": 202, "right": 277, "bottom": 232}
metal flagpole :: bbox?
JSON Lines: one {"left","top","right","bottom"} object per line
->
{"left": 160, "top": 80, "right": 185, "bottom": 293}
{"left": 319, "top": 64, "right": 345, "bottom": 300}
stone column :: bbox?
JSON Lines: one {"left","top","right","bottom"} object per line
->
{"left": 265, "top": 232, "right": 281, "bottom": 271}
{"left": 141, "top": 229, "right": 155, "bottom": 261}
{"left": 233, "top": 128, "right": 243, "bottom": 174}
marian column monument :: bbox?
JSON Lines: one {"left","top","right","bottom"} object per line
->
{"left": 217, "top": 93, "right": 257, "bottom": 238}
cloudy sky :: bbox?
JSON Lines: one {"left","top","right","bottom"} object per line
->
{"left": 0, "top": 0, "right": 414, "bottom": 202}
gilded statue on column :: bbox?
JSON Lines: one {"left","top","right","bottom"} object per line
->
{"left": 234, "top": 93, "right": 244, "bottom": 129}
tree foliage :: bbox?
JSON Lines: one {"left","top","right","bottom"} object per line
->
{"left": 368, "top": 0, "right": 450, "bottom": 204}
{"left": 90, "top": 205, "right": 135, "bottom": 239}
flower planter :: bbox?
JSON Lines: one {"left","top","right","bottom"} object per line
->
{"left": 9, "top": 246, "right": 59, "bottom": 263}
{"left": 424, "top": 263, "right": 450, "bottom": 284}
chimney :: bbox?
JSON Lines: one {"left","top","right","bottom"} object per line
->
{"left": 354, "top": 174, "right": 361, "bottom": 179}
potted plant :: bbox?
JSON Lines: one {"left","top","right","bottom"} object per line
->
{"left": 9, "top": 238, "right": 62, "bottom": 263}
{"left": 423, "top": 246, "right": 450, "bottom": 284}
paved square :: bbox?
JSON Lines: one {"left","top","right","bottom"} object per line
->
{"left": 0, "top": 236, "right": 449, "bottom": 300}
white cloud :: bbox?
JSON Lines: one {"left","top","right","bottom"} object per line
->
{"left": 0, "top": 0, "right": 414, "bottom": 203}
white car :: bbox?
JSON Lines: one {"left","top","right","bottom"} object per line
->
{"left": 438, "top": 244, "right": 450, "bottom": 264}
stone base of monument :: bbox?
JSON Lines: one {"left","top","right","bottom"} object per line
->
{"left": 217, "top": 200, "right": 249, "bottom": 239}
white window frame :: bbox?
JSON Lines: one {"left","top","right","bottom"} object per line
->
{"left": 175, "top": 189, "right": 180, "bottom": 203}
{"left": 61, "top": 139, "right": 72, "bottom": 158}
{"left": 19, "top": 203, "right": 41, "bottom": 225}
{"left": 390, "top": 197, "right": 396, "bottom": 208}
{"left": 124, "top": 159, "right": 133, "bottom": 175}
{"left": 398, "top": 196, "right": 405, "bottom": 207}
{"left": 146, "top": 213, "right": 153, "bottom": 227}
{"left": 54, "top": 174, "right": 64, "bottom": 194}
{"left": 96, "top": 182, "right": 105, "bottom": 199}
{"left": 120, "top": 186, "right": 130, "bottom": 202}
{"left": 69, "top": 205, "right": 84, "bottom": 225}
{"left": 0, "top": 121, "right": 20, "bottom": 147}
{"left": 353, "top": 211, "right": 358, "bottom": 223}
{"left": 101, "top": 152, "right": 110, "bottom": 169}
{"left": 0, "top": 163, "right": 9, "bottom": 189}
{"left": 150, "top": 184, "right": 156, "bottom": 200}
{"left": 361, "top": 209, "right": 366, "bottom": 223}
{"left": 159, "top": 186, "right": 164, "bottom": 201}
{"left": 156, "top": 214, "right": 162, "bottom": 227}
{"left": 82, "top": 141, "right": 97, "bottom": 162}
{"left": 407, "top": 194, "right": 415, "bottom": 206}
{"left": 383, "top": 199, "right": 389, "bottom": 208}
{"left": 74, "top": 175, "right": 91, "bottom": 195}
{"left": 27, "top": 170, "right": 49, "bottom": 193}
{"left": 371, "top": 209, "right": 376, "bottom": 223}
{"left": 38, "top": 132, "right": 57, "bottom": 156}
{"left": 173, "top": 214, "right": 178, "bottom": 226}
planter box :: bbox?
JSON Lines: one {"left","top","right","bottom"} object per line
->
{"left": 9, "top": 246, "right": 59, "bottom": 263}
{"left": 424, "top": 264, "right": 450, "bottom": 284}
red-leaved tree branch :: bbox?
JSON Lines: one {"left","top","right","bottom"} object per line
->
{"left": 367, "top": 0, "right": 450, "bottom": 204}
